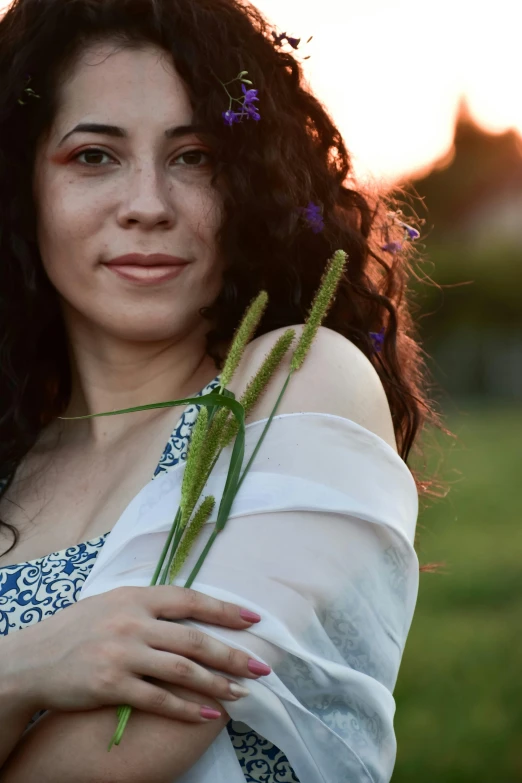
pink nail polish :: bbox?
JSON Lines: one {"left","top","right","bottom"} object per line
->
{"left": 200, "top": 706, "right": 222, "bottom": 720}
{"left": 240, "top": 609, "right": 261, "bottom": 623}
{"left": 247, "top": 658, "right": 272, "bottom": 676}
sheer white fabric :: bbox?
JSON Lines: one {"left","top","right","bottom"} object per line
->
{"left": 78, "top": 412, "right": 419, "bottom": 783}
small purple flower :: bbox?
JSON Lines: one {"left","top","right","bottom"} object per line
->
{"left": 397, "top": 220, "right": 420, "bottom": 240}
{"left": 221, "top": 71, "right": 261, "bottom": 127}
{"left": 241, "top": 83, "right": 259, "bottom": 106}
{"left": 245, "top": 103, "right": 261, "bottom": 121}
{"left": 286, "top": 36, "right": 301, "bottom": 49}
{"left": 369, "top": 327, "right": 386, "bottom": 353}
{"left": 381, "top": 241, "right": 403, "bottom": 254}
{"left": 222, "top": 109, "right": 242, "bottom": 126}
{"left": 302, "top": 201, "right": 325, "bottom": 233}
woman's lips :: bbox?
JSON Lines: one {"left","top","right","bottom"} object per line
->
{"left": 104, "top": 263, "right": 188, "bottom": 285}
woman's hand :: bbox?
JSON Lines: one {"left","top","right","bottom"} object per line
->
{"left": 5, "top": 585, "right": 269, "bottom": 723}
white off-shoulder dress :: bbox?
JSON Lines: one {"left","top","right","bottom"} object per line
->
{"left": 0, "top": 372, "right": 419, "bottom": 783}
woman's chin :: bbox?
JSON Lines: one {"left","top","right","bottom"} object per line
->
{"left": 81, "top": 316, "right": 192, "bottom": 345}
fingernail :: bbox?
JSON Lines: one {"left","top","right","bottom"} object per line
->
{"left": 247, "top": 658, "right": 272, "bottom": 676}
{"left": 200, "top": 706, "right": 222, "bottom": 720}
{"left": 229, "top": 683, "right": 250, "bottom": 698}
{"left": 240, "top": 609, "right": 261, "bottom": 623}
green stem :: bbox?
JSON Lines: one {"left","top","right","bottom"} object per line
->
{"left": 159, "top": 514, "right": 185, "bottom": 584}
{"left": 108, "top": 705, "right": 132, "bottom": 750}
{"left": 235, "top": 370, "right": 293, "bottom": 495}
{"left": 183, "top": 528, "right": 220, "bottom": 589}
{"left": 150, "top": 507, "right": 182, "bottom": 586}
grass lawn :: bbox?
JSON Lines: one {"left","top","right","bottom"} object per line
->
{"left": 392, "top": 402, "right": 522, "bottom": 782}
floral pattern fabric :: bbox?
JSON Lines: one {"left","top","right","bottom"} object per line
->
{"left": 0, "top": 374, "right": 299, "bottom": 782}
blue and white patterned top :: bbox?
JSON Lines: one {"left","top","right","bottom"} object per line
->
{"left": 0, "top": 373, "right": 299, "bottom": 783}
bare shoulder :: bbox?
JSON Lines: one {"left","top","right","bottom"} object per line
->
{"left": 230, "top": 324, "right": 398, "bottom": 453}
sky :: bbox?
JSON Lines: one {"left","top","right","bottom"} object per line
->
{"left": 256, "top": 0, "right": 522, "bottom": 187}
{"left": 2, "top": 0, "right": 520, "bottom": 188}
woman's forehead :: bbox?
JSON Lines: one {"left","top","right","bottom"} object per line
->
{"left": 52, "top": 43, "right": 193, "bottom": 139}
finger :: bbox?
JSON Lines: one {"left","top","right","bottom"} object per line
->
{"left": 141, "top": 585, "right": 261, "bottom": 628}
{"left": 137, "top": 649, "right": 250, "bottom": 702}
{"left": 142, "top": 619, "right": 270, "bottom": 680}
{"left": 123, "top": 676, "right": 224, "bottom": 722}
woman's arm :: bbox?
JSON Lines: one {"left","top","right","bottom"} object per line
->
{"left": 0, "top": 634, "right": 45, "bottom": 768}
{"left": 0, "top": 696, "right": 37, "bottom": 771}
{"left": 1, "top": 684, "right": 230, "bottom": 783}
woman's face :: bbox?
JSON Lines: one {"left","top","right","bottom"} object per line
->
{"left": 33, "top": 41, "right": 224, "bottom": 343}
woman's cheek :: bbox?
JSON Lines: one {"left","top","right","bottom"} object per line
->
{"left": 183, "top": 179, "right": 223, "bottom": 238}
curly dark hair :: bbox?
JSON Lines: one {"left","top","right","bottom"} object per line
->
{"left": 0, "top": 0, "right": 452, "bottom": 568}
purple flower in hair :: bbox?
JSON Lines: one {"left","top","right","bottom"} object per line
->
{"left": 385, "top": 211, "right": 420, "bottom": 242}
{"left": 241, "top": 83, "right": 258, "bottom": 105}
{"left": 381, "top": 241, "right": 403, "bottom": 254}
{"left": 220, "top": 71, "right": 261, "bottom": 126}
{"left": 222, "top": 109, "right": 242, "bottom": 126}
{"left": 397, "top": 220, "right": 420, "bottom": 240}
{"left": 369, "top": 327, "right": 385, "bottom": 353}
{"left": 301, "top": 201, "right": 325, "bottom": 233}
{"left": 245, "top": 103, "right": 261, "bottom": 121}
{"left": 286, "top": 36, "right": 301, "bottom": 49}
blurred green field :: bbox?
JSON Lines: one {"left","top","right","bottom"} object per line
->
{"left": 393, "top": 403, "right": 522, "bottom": 783}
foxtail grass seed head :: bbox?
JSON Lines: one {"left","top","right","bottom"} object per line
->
{"left": 220, "top": 329, "right": 296, "bottom": 449}
{"left": 169, "top": 495, "right": 215, "bottom": 582}
{"left": 185, "top": 403, "right": 236, "bottom": 505}
{"left": 220, "top": 291, "right": 268, "bottom": 387}
{"left": 181, "top": 405, "right": 209, "bottom": 525}
{"left": 290, "top": 250, "right": 348, "bottom": 372}
{"left": 190, "top": 410, "right": 229, "bottom": 508}
{"left": 205, "top": 404, "right": 232, "bottom": 455}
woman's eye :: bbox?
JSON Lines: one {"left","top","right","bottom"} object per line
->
{"left": 175, "top": 150, "right": 212, "bottom": 167}
{"left": 72, "top": 148, "right": 114, "bottom": 166}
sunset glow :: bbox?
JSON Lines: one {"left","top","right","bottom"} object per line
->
{"left": 258, "top": 0, "right": 522, "bottom": 186}
{"left": 2, "top": 0, "right": 520, "bottom": 187}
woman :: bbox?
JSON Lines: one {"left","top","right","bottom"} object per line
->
{"left": 0, "top": 0, "right": 448, "bottom": 780}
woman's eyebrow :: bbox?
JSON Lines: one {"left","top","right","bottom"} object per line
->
{"left": 57, "top": 122, "right": 207, "bottom": 147}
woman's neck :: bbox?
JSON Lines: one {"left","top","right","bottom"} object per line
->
{"left": 62, "top": 321, "right": 220, "bottom": 448}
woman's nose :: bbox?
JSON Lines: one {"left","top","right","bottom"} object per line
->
{"left": 117, "top": 165, "right": 176, "bottom": 228}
